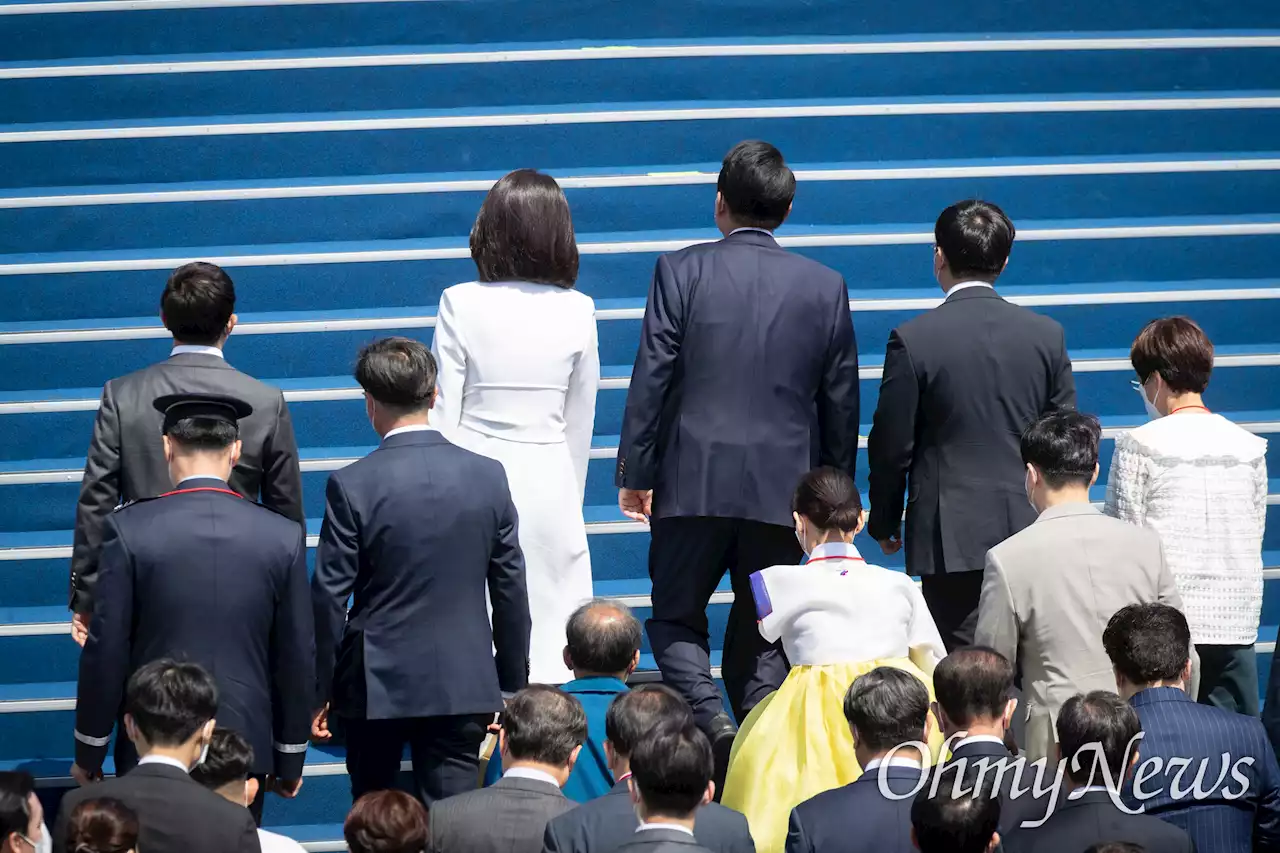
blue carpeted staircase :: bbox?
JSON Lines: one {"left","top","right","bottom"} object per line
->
{"left": 1, "top": 0, "right": 1278, "bottom": 847}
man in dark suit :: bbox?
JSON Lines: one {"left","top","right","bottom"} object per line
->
{"left": 910, "top": 765, "right": 1001, "bottom": 853}
{"left": 544, "top": 685, "right": 755, "bottom": 853}
{"left": 787, "top": 667, "right": 931, "bottom": 853}
{"left": 55, "top": 660, "right": 260, "bottom": 853}
{"left": 614, "top": 718, "right": 718, "bottom": 853}
{"left": 1002, "top": 692, "right": 1194, "bottom": 853}
{"left": 71, "top": 261, "right": 303, "bottom": 645}
{"left": 1104, "top": 602, "right": 1280, "bottom": 852}
{"left": 71, "top": 393, "right": 314, "bottom": 820}
{"left": 867, "top": 200, "right": 1076, "bottom": 650}
{"left": 311, "top": 337, "right": 530, "bottom": 805}
{"left": 430, "top": 686, "right": 586, "bottom": 853}
{"left": 616, "top": 140, "right": 860, "bottom": 764}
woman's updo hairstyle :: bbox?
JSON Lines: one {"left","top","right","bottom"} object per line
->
{"left": 792, "top": 466, "right": 863, "bottom": 532}
{"left": 67, "top": 798, "right": 139, "bottom": 853}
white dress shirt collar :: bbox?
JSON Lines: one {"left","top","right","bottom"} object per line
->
{"left": 503, "top": 766, "right": 561, "bottom": 788}
{"left": 382, "top": 424, "right": 437, "bottom": 441}
{"left": 863, "top": 755, "right": 923, "bottom": 773}
{"left": 175, "top": 474, "right": 228, "bottom": 487}
{"left": 170, "top": 344, "right": 225, "bottom": 359}
{"left": 636, "top": 822, "right": 696, "bottom": 837}
{"left": 729, "top": 226, "right": 774, "bottom": 237}
{"left": 807, "top": 540, "right": 864, "bottom": 562}
{"left": 944, "top": 280, "right": 995, "bottom": 299}
{"left": 137, "top": 754, "right": 191, "bottom": 774}
{"left": 953, "top": 734, "right": 1008, "bottom": 750}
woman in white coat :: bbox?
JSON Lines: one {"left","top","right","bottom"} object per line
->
{"left": 432, "top": 169, "right": 599, "bottom": 684}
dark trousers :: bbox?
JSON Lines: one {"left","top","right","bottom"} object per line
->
{"left": 920, "top": 571, "right": 985, "bottom": 652}
{"left": 1196, "top": 643, "right": 1259, "bottom": 717}
{"left": 647, "top": 516, "right": 802, "bottom": 730}
{"left": 342, "top": 713, "right": 490, "bottom": 806}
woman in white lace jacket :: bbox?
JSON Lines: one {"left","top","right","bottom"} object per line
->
{"left": 1106, "top": 317, "right": 1267, "bottom": 715}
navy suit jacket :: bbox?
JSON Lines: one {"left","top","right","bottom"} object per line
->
{"left": 75, "top": 477, "right": 314, "bottom": 778}
{"left": 1124, "top": 686, "right": 1280, "bottom": 853}
{"left": 939, "top": 739, "right": 1056, "bottom": 835}
{"left": 615, "top": 229, "right": 859, "bottom": 527}
{"left": 786, "top": 764, "right": 924, "bottom": 853}
{"left": 1004, "top": 790, "right": 1194, "bottom": 853}
{"left": 312, "top": 429, "right": 531, "bottom": 719}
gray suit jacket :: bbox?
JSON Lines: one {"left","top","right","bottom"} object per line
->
{"left": 71, "top": 351, "right": 303, "bottom": 612}
{"left": 975, "top": 502, "right": 1196, "bottom": 762}
{"left": 431, "top": 776, "right": 574, "bottom": 853}
{"left": 615, "top": 827, "right": 715, "bottom": 853}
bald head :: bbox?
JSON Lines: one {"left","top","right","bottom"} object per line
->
{"left": 564, "top": 599, "right": 642, "bottom": 678}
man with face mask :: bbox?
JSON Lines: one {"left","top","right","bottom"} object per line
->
{"left": 55, "top": 660, "right": 260, "bottom": 853}
{"left": 191, "top": 729, "right": 305, "bottom": 853}
{"left": 973, "top": 411, "right": 1194, "bottom": 762}
{"left": 70, "top": 393, "right": 314, "bottom": 824}
{"left": 0, "top": 771, "right": 51, "bottom": 853}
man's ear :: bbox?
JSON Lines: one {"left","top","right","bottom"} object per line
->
{"left": 627, "top": 649, "right": 640, "bottom": 677}
{"left": 498, "top": 728, "right": 509, "bottom": 758}
{"left": 1181, "top": 659, "right": 1193, "bottom": 687}
{"left": 230, "top": 439, "right": 243, "bottom": 469}
{"left": 702, "top": 781, "right": 715, "bottom": 806}
{"left": 1003, "top": 697, "right": 1018, "bottom": 730}
{"left": 244, "top": 777, "right": 260, "bottom": 808}
{"left": 628, "top": 776, "right": 640, "bottom": 805}
{"left": 1089, "top": 463, "right": 1100, "bottom": 488}
{"left": 566, "top": 744, "right": 582, "bottom": 771}
{"left": 224, "top": 313, "right": 238, "bottom": 339}
{"left": 162, "top": 435, "right": 173, "bottom": 464}
{"left": 562, "top": 647, "right": 574, "bottom": 673}
{"left": 986, "top": 831, "right": 1001, "bottom": 853}
{"left": 603, "top": 740, "right": 617, "bottom": 768}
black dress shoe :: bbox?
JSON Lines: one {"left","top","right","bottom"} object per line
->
{"left": 706, "top": 712, "right": 738, "bottom": 801}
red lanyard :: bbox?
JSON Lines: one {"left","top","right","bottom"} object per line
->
{"left": 159, "top": 486, "right": 244, "bottom": 499}
{"left": 1169, "top": 405, "right": 1210, "bottom": 415}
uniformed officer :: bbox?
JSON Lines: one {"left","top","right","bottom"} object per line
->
{"left": 71, "top": 392, "right": 315, "bottom": 824}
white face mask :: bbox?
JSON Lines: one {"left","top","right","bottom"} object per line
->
{"left": 794, "top": 522, "right": 808, "bottom": 557}
{"left": 1137, "top": 380, "right": 1162, "bottom": 420}
{"left": 22, "top": 822, "right": 52, "bottom": 853}
{"left": 1024, "top": 470, "right": 1037, "bottom": 512}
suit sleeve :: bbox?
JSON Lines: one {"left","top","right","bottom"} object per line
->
{"left": 866, "top": 330, "right": 918, "bottom": 541}
{"left": 260, "top": 391, "right": 304, "bottom": 524}
{"left": 74, "top": 514, "right": 134, "bottom": 772}
{"left": 70, "top": 381, "right": 123, "bottom": 613}
{"left": 1046, "top": 325, "right": 1076, "bottom": 413}
{"left": 542, "top": 817, "right": 565, "bottom": 853}
{"left": 816, "top": 278, "right": 860, "bottom": 477}
{"left": 431, "top": 288, "right": 467, "bottom": 435}
{"left": 488, "top": 468, "right": 531, "bottom": 694}
{"left": 312, "top": 474, "right": 360, "bottom": 708}
{"left": 974, "top": 551, "right": 1020, "bottom": 676}
{"left": 616, "top": 254, "right": 685, "bottom": 489}
{"left": 270, "top": 526, "right": 315, "bottom": 780}
{"left": 564, "top": 314, "right": 600, "bottom": 503}
{"left": 785, "top": 808, "right": 813, "bottom": 853}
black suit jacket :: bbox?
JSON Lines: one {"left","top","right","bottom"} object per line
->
{"left": 53, "top": 762, "right": 260, "bottom": 853}
{"left": 544, "top": 779, "right": 754, "bottom": 853}
{"left": 430, "top": 776, "right": 573, "bottom": 853}
{"left": 71, "top": 352, "right": 303, "bottom": 612}
{"left": 938, "top": 740, "right": 1055, "bottom": 837}
{"left": 616, "top": 229, "right": 859, "bottom": 526}
{"left": 787, "top": 765, "right": 922, "bottom": 853}
{"left": 312, "top": 429, "right": 530, "bottom": 720}
{"left": 615, "top": 827, "right": 715, "bottom": 853}
{"left": 867, "top": 287, "right": 1075, "bottom": 575}
{"left": 74, "top": 477, "right": 315, "bottom": 779}
{"left": 1003, "top": 790, "right": 1195, "bottom": 853}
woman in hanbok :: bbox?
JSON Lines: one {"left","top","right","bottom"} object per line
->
{"left": 721, "top": 466, "right": 945, "bottom": 853}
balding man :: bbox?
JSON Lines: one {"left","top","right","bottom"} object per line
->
{"left": 486, "top": 599, "right": 641, "bottom": 801}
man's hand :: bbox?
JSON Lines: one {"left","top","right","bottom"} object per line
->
{"left": 70, "top": 763, "right": 102, "bottom": 787}
{"left": 71, "top": 612, "right": 92, "bottom": 647}
{"left": 619, "top": 489, "right": 653, "bottom": 524}
{"left": 311, "top": 705, "right": 332, "bottom": 743}
{"left": 270, "top": 776, "right": 304, "bottom": 798}
{"left": 877, "top": 529, "right": 904, "bottom": 556}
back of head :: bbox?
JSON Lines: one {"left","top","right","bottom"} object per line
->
{"left": 470, "top": 168, "right": 579, "bottom": 288}
{"left": 344, "top": 791, "right": 428, "bottom": 853}
{"left": 166, "top": 417, "right": 239, "bottom": 453}
{"left": 1130, "top": 316, "right": 1214, "bottom": 394}
{"left": 933, "top": 647, "right": 1014, "bottom": 729}
{"left": 842, "top": 666, "right": 930, "bottom": 751}
{"left": 125, "top": 659, "right": 218, "bottom": 748}
{"left": 355, "top": 337, "right": 437, "bottom": 414}
{"left": 630, "top": 718, "right": 714, "bottom": 819}
{"left": 717, "top": 140, "right": 795, "bottom": 230}
{"left": 67, "top": 798, "right": 140, "bottom": 853}
{"left": 792, "top": 466, "right": 863, "bottom": 533}
{"left": 565, "top": 599, "right": 642, "bottom": 675}
{"left": 189, "top": 728, "right": 253, "bottom": 792}
{"left": 605, "top": 684, "right": 693, "bottom": 758}
{"left": 911, "top": 766, "right": 1001, "bottom": 853}
{"left": 504, "top": 685, "right": 588, "bottom": 765}
{"left": 1056, "top": 691, "right": 1141, "bottom": 785}
{"left": 1102, "top": 603, "right": 1192, "bottom": 687}
{"left": 0, "top": 772, "right": 34, "bottom": 846}
{"left": 1020, "top": 411, "right": 1101, "bottom": 490}
{"left": 1085, "top": 844, "right": 1147, "bottom": 853}
{"left": 161, "top": 262, "right": 235, "bottom": 346}
{"left": 934, "top": 200, "right": 1015, "bottom": 281}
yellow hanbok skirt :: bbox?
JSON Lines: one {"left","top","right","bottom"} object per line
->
{"left": 720, "top": 658, "right": 942, "bottom": 853}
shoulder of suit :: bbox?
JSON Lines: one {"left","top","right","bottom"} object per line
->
{"left": 112, "top": 495, "right": 162, "bottom": 514}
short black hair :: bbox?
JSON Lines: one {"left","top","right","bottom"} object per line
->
{"left": 167, "top": 418, "right": 239, "bottom": 451}
{"left": 717, "top": 140, "right": 795, "bottom": 230}
{"left": 605, "top": 684, "right": 693, "bottom": 758}
{"left": 843, "top": 667, "right": 930, "bottom": 752}
{"left": 160, "top": 262, "right": 235, "bottom": 346}
{"left": 934, "top": 647, "right": 1014, "bottom": 728}
{"left": 1056, "top": 691, "right": 1141, "bottom": 785}
{"left": 190, "top": 728, "right": 254, "bottom": 790}
{"left": 355, "top": 337, "right": 437, "bottom": 412}
{"left": 503, "top": 685, "right": 588, "bottom": 766}
{"left": 1102, "top": 603, "right": 1192, "bottom": 686}
{"left": 124, "top": 659, "right": 218, "bottom": 748}
{"left": 935, "top": 200, "right": 1015, "bottom": 281}
{"left": 630, "top": 718, "right": 713, "bottom": 819}
{"left": 0, "top": 771, "right": 34, "bottom": 843}
{"left": 1130, "top": 316, "right": 1214, "bottom": 394}
{"left": 793, "top": 466, "right": 863, "bottom": 533}
{"left": 1020, "top": 411, "right": 1101, "bottom": 490}
{"left": 470, "top": 169, "right": 578, "bottom": 288}
{"left": 911, "top": 766, "right": 1001, "bottom": 853}
{"left": 565, "top": 599, "right": 642, "bottom": 675}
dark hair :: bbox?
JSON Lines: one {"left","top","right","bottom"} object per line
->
{"left": 1056, "top": 691, "right": 1141, "bottom": 785}
{"left": 167, "top": 418, "right": 239, "bottom": 451}
{"left": 503, "top": 685, "right": 588, "bottom": 765}
{"left": 1102, "top": 603, "right": 1192, "bottom": 686}
{"left": 160, "top": 262, "right": 235, "bottom": 346}
{"left": 605, "top": 684, "right": 693, "bottom": 758}
{"left": 630, "top": 719, "right": 713, "bottom": 818}
{"left": 793, "top": 466, "right": 863, "bottom": 533}
{"left": 343, "top": 790, "right": 428, "bottom": 853}
{"left": 1085, "top": 845, "right": 1147, "bottom": 853}
{"left": 1130, "top": 316, "right": 1214, "bottom": 394}
{"left": 1020, "top": 411, "right": 1100, "bottom": 490}
{"left": 470, "top": 169, "right": 579, "bottom": 288}
{"left": 565, "top": 599, "right": 642, "bottom": 675}
{"left": 911, "top": 766, "right": 1001, "bottom": 853}
{"left": 935, "top": 200, "right": 1015, "bottom": 281}
{"left": 355, "top": 337, "right": 437, "bottom": 412}
{"left": 0, "top": 772, "right": 34, "bottom": 846}
{"left": 67, "top": 798, "right": 139, "bottom": 853}
{"left": 189, "top": 728, "right": 253, "bottom": 790}
{"left": 717, "top": 140, "right": 795, "bottom": 230}
{"left": 934, "top": 647, "right": 1014, "bottom": 728}
{"left": 124, "top": 659, "right": 218, "bottom": 748}
{"left": 843, "top": 667, "right": 930, "bottom": 752}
